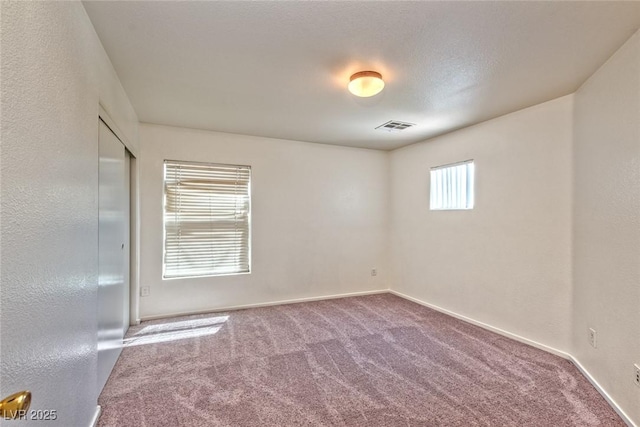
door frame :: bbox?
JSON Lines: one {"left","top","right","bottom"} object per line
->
{"left": 98, "top": 105, "right": 140, "bottom": 326}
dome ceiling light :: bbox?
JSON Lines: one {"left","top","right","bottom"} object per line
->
{"left": 348, "top": 71, "right": 385, "bottom": 97}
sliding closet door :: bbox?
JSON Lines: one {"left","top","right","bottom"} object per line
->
{"left": 123, "top": 152, "right": 131, "bottom": 336}
{"left": 97, "top": 119, "right": 127, "bottom": 393}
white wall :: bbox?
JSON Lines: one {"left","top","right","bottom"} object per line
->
{"left": 1, "top": 2, "right": 137, "bottom": 426}
{"left": 390, "top": 95, "right": 574, "bottom": 354}
{"left": 138, "top": 124, "right": 389, "bottom": 319}
{"left": 572, "top": 30, "right": 640, "bottom": 425}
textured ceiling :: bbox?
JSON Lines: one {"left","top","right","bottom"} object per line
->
{"left": 83, "top": 1, "right": 640, "bottom": 150}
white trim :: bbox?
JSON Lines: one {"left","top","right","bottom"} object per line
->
{"left": 389, "top": 290, "right": 636, "bottom": 426}
{"left": 430, "top": 158, "right": 474, "bottom": 171}
{"left": 89, "top": 406, "right": 101, "bottom": 427}
{"left": 98, "top": 104, "right": 137, "bottom": 157}
{"left": 140, "top": 289, "right": 389, "bottom": 321}
{"left": 129, "top": 153, "right": 140, "bottom": 326}
{"left": 388, "top": 290, "right": 570, "bottom": 359}
{"left": 569, "top": 356, "right": 636, "bottom": 427}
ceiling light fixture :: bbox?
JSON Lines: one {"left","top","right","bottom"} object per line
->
{"left": 348, "top": 71, "right": 384, "bottom": 97}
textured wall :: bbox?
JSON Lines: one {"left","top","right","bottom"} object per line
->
{"left": 389, "top": 96, "right": 574, "bottom": 354}
{"left": 138, "top": 124, "right": 389, "bottom": 319}
{"left": 572, "top": 30, "right": 640, "bottom": 425}
{"left": 1, "top": 2, "right": 137, "bottom": 426}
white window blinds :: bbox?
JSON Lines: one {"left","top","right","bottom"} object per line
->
{"left": 163, "top": 160, "right": 251, "bottom": 279}
{"left": 430, "top": 160, "right": 474, "bottom": 210}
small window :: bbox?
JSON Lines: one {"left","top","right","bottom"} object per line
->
{"left": 430, "top": 160, "right": 474, "bottom": 210}
{"left": 163, "top": 160, "right": 251, "bottom": 279}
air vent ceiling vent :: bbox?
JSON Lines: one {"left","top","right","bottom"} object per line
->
{"left": 375, "top": 120, "right": 415, "bottom": 132}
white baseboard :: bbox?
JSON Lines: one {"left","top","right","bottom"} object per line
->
{"left": 89, "top": 405, "right": 101, "bottom": 427}
{"left": 569, "top": 356, "right": 636, "bottom": 427}
{"left": 388, "top": 290, "right": 636, "bottom": 427}
{"left": 140, "top": 289, "right": 389, "bottom": 321}
{"left": 388, "top": 290, "right": 570, "bottom": 359}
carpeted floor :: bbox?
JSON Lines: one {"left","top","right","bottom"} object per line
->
{"left": 98, "top": 294, "right": 623, "bottom": 426}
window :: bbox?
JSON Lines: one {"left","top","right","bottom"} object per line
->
{"left": 163, "top": 160, "right": 251, "bottom": 279}
{"left": 430, "top": 160, "right": 474, "bottom": 210}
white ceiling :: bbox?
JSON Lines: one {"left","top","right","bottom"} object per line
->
{"left": 84, "top": 1, "right": 640, "bottom": 150}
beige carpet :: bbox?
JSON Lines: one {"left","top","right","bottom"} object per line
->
{"left": 98, "top": 294, "right": 623, "bottom": 426}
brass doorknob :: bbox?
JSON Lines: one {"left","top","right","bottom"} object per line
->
{"left": 0, "top": 390, "right": 31, "bottom": 419}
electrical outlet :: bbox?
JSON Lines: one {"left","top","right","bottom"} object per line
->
{"left": 634, "top": 364, "right": 640, "bottom": 388}
{"left": 140, "top": 286, "right": 150, "bottom": 297}
{"left": 588, "top": 328, "right": 597, "bottom": 348}
{"left": 371, "top": 269, "right": 377, "bottom": 277}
